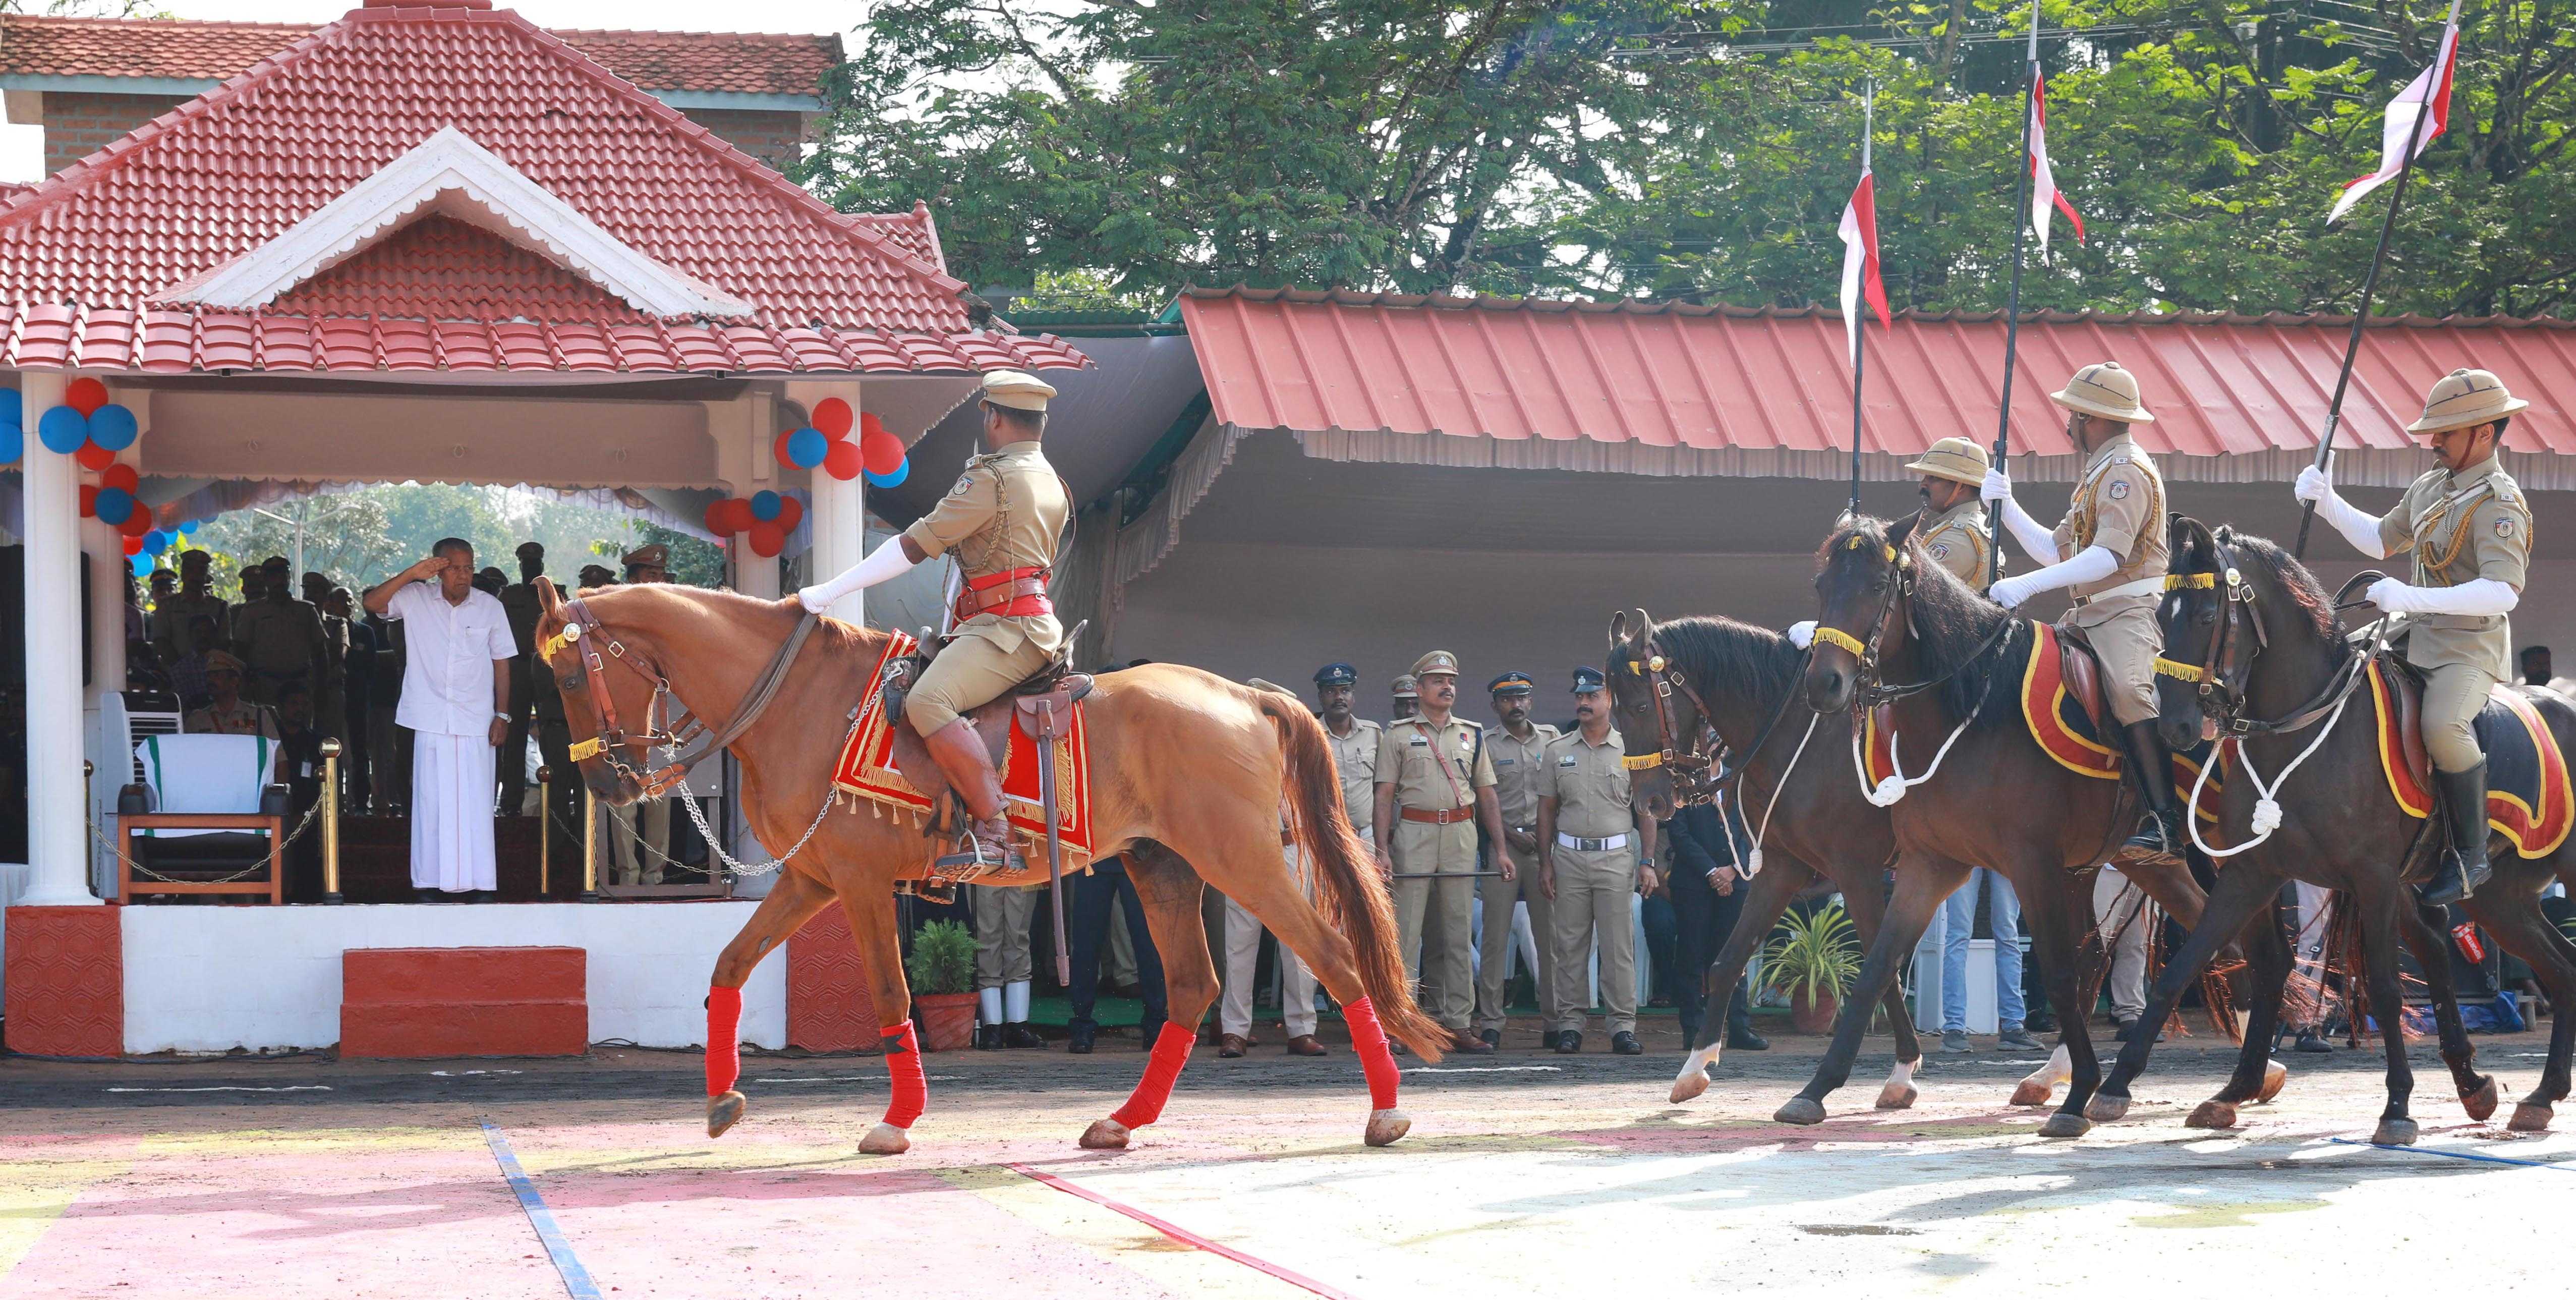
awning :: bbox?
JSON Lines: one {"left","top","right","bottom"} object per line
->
{"left": 1177, "top": 287, "right": 2576, "bottom": 487}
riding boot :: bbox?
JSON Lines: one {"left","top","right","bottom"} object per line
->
{"left": 923, "top": 718, "right": 1024, "bottom": 875}
{"left": 2424, "top": 762, "right": 2492, "bottom": 906}
{"left": 2116, "top": 720, "right": 2188, "bottom": 863}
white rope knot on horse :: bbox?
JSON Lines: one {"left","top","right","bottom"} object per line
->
{"left": 2187, "top": 689, "right": 2351, "bottom": 859}
{"left": 1849, "top": 707, "right": 1979, "bottom": 807}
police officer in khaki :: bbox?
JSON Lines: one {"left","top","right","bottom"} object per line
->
{"left": 150, "top": 549, "right": 230, "bottom": 666}
{"left": 2297, "top": 368, "right": 2534, "bottom": 903}
{"left": 1537, "top": 667, "right": 1658, "bottom": 1054}
{"left": 800, "top": 371, "right": 1071, "bottom": 873}
{"left": 233, "top": 556, "right": 328, "bottom": 711}
{"left": 1982, "top": 362, "right": 2186, "bottom": 861}
{"left": 1475, "top": 671, "right": 1561, "bottom": 1048}
{"left": 1390, "top": 673, "right": 1419, "bottom": 721}
{"left": 1315, "top": 663, "right": 1380, "bottom": 840}
{"left": 1792, "top": 438, "right": 1996, "bottom": 650}
{"left": 1373, "top": 651, "right": 1509, "bottom": 1055}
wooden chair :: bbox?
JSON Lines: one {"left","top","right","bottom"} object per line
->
{"left": 120, "top": 734, "right": 289, "bottom": 905}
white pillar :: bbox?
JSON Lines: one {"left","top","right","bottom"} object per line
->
{"left": 18, "top": 369, "right": 98, "bottom": 905}
{"left": 785, "top": 380, "right": 866, "bottom": 625}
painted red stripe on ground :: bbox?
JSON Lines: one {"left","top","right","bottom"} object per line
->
{"left": 1008, "top": 1162, "right": 1357, "bottom": 1300}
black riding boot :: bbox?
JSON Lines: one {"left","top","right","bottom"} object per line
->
{"left": 2424, "top": 761, "right": 2492, "bottom": 906}
{"left": 2117, "top": 721, "right": 2188, "bottom": 862}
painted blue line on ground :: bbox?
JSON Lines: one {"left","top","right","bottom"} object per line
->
{"left": 2326, "top": 1137, "right": 2575, "bottom": 1171}
{"left": 480, "top": 1118, "right": 604, "bottom": 1299}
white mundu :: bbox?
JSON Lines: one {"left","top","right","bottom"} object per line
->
{"left": 383, "top": 581, "right": 514, "bottom": 892}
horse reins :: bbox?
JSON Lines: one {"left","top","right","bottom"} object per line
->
{"left": 1811, "top": 534, "right": 2018, "bottom": 713}
{"left": 545, "top": 595, "right": 821, "bottom": 798}
{"left": 1618, "top": 640, "right": 1729, "bottom": 796}
{"left": 2152, "top": 544, "right": 2383, "bottom": 741}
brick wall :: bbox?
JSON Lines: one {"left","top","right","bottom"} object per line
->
{"left": 42, "top": 91, "right": 189, "bottom": 175}
{"left": 676, "top": 107, "right": 812, "bottom": 175}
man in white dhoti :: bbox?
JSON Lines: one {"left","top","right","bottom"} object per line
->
{"left": 364, "top": 538, "right": 514, "bottom": 902}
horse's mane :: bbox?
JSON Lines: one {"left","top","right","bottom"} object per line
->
{"left": 1819, "top": 515, "right": 2024, "bottom": 728}
{"left": 1643, "top": 614, "right": 1802, "bottom": 712}
{"left": 2210, "top": 527, "right": 2343, "bottom": 642}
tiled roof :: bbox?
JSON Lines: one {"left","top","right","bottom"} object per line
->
{"left": 0, "top": 6, "right": 1080, "bottom": 375}
{"left": 0, "top": 13, "right": 841, "bottom": 100}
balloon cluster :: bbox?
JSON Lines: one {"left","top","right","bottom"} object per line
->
{"left": 32, "top": 378, "right": 140, "bottom": 471}
{"left": 771, "top": 398, "right": 910, "bottom": 488}
{"left": 702, "top": 489, "right": 807, "bottom": 559}
{"left": 124, "top": 517, "right": 199, "bottom": 577}
{"left": 1, "top": 388, "right": 18, "bottom": 464}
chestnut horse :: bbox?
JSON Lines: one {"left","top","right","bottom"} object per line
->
{"left": 530, "top": 580, "right": 1447, "bottom": 1154}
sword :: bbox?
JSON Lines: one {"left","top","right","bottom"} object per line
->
{"left": 1036, "top": 698, "right": 1072, "bottom": 988}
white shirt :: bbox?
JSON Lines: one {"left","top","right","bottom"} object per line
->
{"left": 384, "top": 583, "right": 514, "bottom": 737}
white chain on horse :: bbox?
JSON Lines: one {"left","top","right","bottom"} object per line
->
{"left": 659, "top": 707, "right": 865, "bottom": 880}
{"left": 1742, "top": 712, "right": 1820, "bottom": 877}
{"left": 2186, "top": 690, "right": 2352, "bottom": 860}
{"left": 1849, "top": 704, "right": 1980, "bottom": 808}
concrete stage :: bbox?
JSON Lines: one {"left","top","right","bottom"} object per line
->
{"left": 3, "top": 1027, "right": 2565, "bottom": 1298}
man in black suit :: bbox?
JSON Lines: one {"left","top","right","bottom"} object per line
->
{"left": 1663, "top": 796, "right": 1768, "bottom": 1051}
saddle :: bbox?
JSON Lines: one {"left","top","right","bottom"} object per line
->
{"left": 2366, "top": 655, "right": 2572, "bottom": 859}
{"left": 2051, "top": 623, "right": 2109, "bottom": 732}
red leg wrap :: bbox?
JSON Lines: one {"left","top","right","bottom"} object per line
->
{"left": 881, "top": 1022, "right": 927, "bottom": 1128}
{"left": 1109, "top": 1022, "right": 1197, "bottom": 1129}
{"left": 705, "top": 986, "right": 743, "bottom": 1097}
{"left": 1344, "top": 996, "right": 1400, "bottom": 1110}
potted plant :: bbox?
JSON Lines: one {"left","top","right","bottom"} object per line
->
{"left": 906, "top": 920, "right": 981, "bottom": 1052}
{"left": 1763, "top": 901, "right": 1861, "bottom": 1035}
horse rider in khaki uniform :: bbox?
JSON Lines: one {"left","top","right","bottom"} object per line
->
{"left": 800, "top": 371, "right": 1071, "bottom": 873}
{"left": 2296, "top": 368, "right": 2534, "bottom": 903}
{"left": 1792, "top": 437, "right": 1995, "bottom": 650}
{"left": 1536, "top": 666, "right": 1658, "bottom": 1055}
{"left": 1373, "top": 651, "right": 1509, "bottom": 1055}
{"left": 1475, "top": 670, "right": 1561, "bottom": 1049}
{"left": 1981, "top": 362, "right": 2187, "bottom": 864}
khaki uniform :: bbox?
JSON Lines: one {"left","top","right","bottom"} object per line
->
{"left": 2376, "top": 456, "right": 2532, "bottom": 771}
{"left": 1325, "top": 717, "right": 1382, "bottom": 838}
{"left": 902, "top": 441, "right": 1071, "bottom": 734}
{"left": 150, "top": 591, "right": 230, "bottom": 661}
{"left": 974, "top": 882, "right": 1038, "bottom": 990}
{"left": 1377, "top": 714, "right": 1495, "bottom": 1030}
{"left": 1540, "top": 728, "right": 1643, "bottom": 1036}
{"left": 1476, "top": 722, "right": 1562, "bottom": 1033}
{"left": 232, "top": 597, "right": 328, "bottom": 709}
{"left": 2052, "top": 433, "right": 2168, "bottom": 725}
{"left": 186, "top": 700, "right": 280, "bottom": 740}
{"left": 1918, "top": 499, "right": 1993, "bottom": 588}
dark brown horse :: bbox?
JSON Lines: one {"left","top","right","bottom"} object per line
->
{"left": 1799, "top": 515, "right": 2251, "bottom": 1136}
{"left": 2081, "top": 520, "right": 2572, "bottom": 1143}
{"left": 530, "top": 580, "right": 1448, "bottom": 1154}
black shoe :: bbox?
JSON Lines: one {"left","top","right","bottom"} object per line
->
{"left": 1002, "top": 1023, "right": 1046, "bottom": 1049}
{"left": 1067, "top": 1021, "right": 1096, "bottom": 1054}
{"left": 2294, "top": 1030, "right": 2333, "bottom": 1054}
{"left": 414, "top": 889, "right": 441, "bottom": 904}
{"left": 975, "top": 1025, "right": 1001, "bottom": 1050}
{"left": 1555, "top": 1031, "right": 1583, "bottom": 1054}
{"left": 1136, "top": 1016, "right": 1167, "bottom": 1050}
{"left": 1727, "top": 1026, "right": 1770, "bottom": 1051}
{"left": 1611, "top": 1031, "right": 1643, "bottom": 1056}
{"left": 1479, "top": 1027, "right": 1501, "bottom": 1048}
{"left": 2115, "top": 720, "right": 2187, "bottom": 861}
{"left": 2424, "top": 762, "right": 2493, "bottom": 906}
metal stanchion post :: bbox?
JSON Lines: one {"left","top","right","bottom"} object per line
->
{"left": 581, "top": 782, "right": 602, "bottom": 902}
{"left": 536, "top": 764, "right": 552, "bottom": 897}
{"left": 319, "top": 739, "right": 344, "bottom": 903}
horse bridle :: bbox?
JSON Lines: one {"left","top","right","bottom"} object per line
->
{"left": 2153, "top": 542, "right": 2374, "bottom": 739}
{"left": 1811, "top": 534, "right": 2014, "bottom": 712}
{"left": 542, "top": 595, "right": 819, "bottom": 798}
{"left": 1615, "top": 640, "right": 1724, "bottom": 798}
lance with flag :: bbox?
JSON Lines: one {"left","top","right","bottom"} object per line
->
{"left": 1839, "top": 78, "right": 1890, "bottom": 517}
{"left": 2295, "top": 0, "right": 2464, "bottom": 556}
{"left": 1985, "top": 7, "right": 2082, "bottom": 586}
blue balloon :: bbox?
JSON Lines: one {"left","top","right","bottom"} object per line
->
{"left": 786, "top": 426, "right": 828, "bottom": 469}
{"left": 749, "top": 489, "right": 783, "bottom": 522}
{"left": 87, "top": 403, "right": 138, "bottom": 451}
{"left": 180, "top": 519, "right": 201, "bottom": 535}
{"left": 0, "top": 424, "right": 20, "bottom": 464}
{"left": 36, "top": 405, "right": 87, "bottom": 454}
{"left": 143, "top": 531, "right": 171, "bottom": 555}
{"left": 863, "top": 458, "right": 910, "bottom": 490}
{"left": 130, "top": 552, "right": 154, "bottom": 578}
{"left": 93, "top": 486, "right": 135, "bottom": 526}
{"left": 1, "top": 387, "right": 21, "bottom": 429}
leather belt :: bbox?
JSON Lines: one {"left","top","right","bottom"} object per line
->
{"left": 953, "top": 568, "right": 1053, "bottom": 624}
{"left": 2076, "top": 576, "right": 2165, "bottom": 605}
{"left": 1400, "top": 806, "right": 1475, "bottom": 825}
{"left": 1556, "top": 831, "right": 1631, "bottom": 852}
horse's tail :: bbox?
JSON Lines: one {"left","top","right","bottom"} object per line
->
{"left": 1259, "top": 694, "right": 1448, "bottom": 1062}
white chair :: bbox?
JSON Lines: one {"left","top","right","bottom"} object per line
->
{"left": 120, "top": 734, "right": 288, "bottom": 905}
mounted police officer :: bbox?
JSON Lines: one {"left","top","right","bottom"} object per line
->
{"left": 2295, "top": 368, "right": 2532, "bottom": 903}
{"left": 1980, "top": 362, "right": 2184, "bottom": 864}
{"left": 798, "top": 371, "right": 1071, "bottom": 873}
{"left": 1793, "top": 438, "right": 1995, "bottom": 651}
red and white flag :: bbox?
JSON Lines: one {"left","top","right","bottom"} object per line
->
{"left": 1838, "top": 87, "right": 1890, "bottom": 370}
{"left": 2028, "top": 67, "right": 2085, "bottom": 255}
{"left": 2329, "top": 0, "right": 2462, "bottom": 224}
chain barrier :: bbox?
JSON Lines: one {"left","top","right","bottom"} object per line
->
{"left": 94, "top": 796, "right": 324, "bottom": 885}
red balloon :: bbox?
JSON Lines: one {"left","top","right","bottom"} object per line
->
{"left": 74, "top": 441, "right": 117, "bottom": 472}
{"left": 861, "top": 429, "right": 905, "bottom": 477}
{"left": 773, "top": 495, "right": 805, "bottom": 532}
{"left": 746, "top": 521, "right": 784, "bottom": 558}
{"left": 823, "top": 439, "right": 864, "bottom": 481}
{"left": 118, "top": 500, "right": 152, "bottom": 537}
{"left": 811, "top": 398, "right": 854, "bottom": 440}
{"left": 101, "top": 462, "right": 139, "bottom": 493}
{"left": 80, "top": 484, "right": 99, "bottom": 518}
{"left": 858, "top": 411, "right": 889, "bottom": 440}
{"left": 773, "top": 430, "right": 805, "bottom": 472}
{"left": 703, "top": 500, "right": 729, "bottom": 535}
{"left": 718, "top": 497, "right": 757, "bottom": 534}
{"left": 122, "top": 535, "right": 143, "bottom": 556}
{"left": 65, "top": 377, "right": 108, "bottom": 417}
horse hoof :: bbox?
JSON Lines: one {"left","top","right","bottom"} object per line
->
{"left": 2461, "top": 1075, "right": 2500, "bottom": 1122}
{"left": 2507, "top": 1103, "right": 2553, "bottom": 1133}
{"left": 1079, "top": 1118, "right": 1132, "bottom": 1150}
{"left": 857, "top": 1122, "right": 911, "bottom": 1156}
{"left": 2009, "top": 1080, "right": 2055, "bottom": 1108}
{"left": 706, "top": 1090, "right": 747, "bottom": 1139}
{"left": 1875, "top": 1083, "right": 1918, "bottom": 1111}
{"left": 1773, "top": 1097, "right": 1827, "bottom": 1126}
{"left": 1364, "top": 1108, "right": 1412, "bottom": 1147}
{"left": 2185, "top": 1100, "right": 2239, "bottom": 1130}
{"left": 2083, "top": 1094, "right": 2130, "bottom": 1123}
{"left": 2371, "top": 1118, "right": 2419, "bottom": 1147}
{"left": 1669, "top": 1072, "right": 1710, "bottom": 1105}
{"left": 2038, "top": 1113, "right": 2092, "bottom": 1140}
{"left": 2256, "top": 1059, "right": 2288, "bottom": 1104}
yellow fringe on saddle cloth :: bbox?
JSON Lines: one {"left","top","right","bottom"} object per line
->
{"left": 2367, "top": 660, "right": 2571, "bottom": 858}
{"left": 828, "top": 630, "right": 1099, "bottom": 871}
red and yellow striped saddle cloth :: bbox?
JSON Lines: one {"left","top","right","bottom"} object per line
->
{"left": 2367, "top": 659, "right": 2571, "bottom": 858}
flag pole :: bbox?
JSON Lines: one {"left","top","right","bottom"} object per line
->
{"left": 1984, "top": 8, "right": 2042, "bottom": 592}
{"left": 2293, "top": 3, "right": 2455, "bottom": 559}
{"left": 1848, "top": 78, "right": 1874, "bottom": 520}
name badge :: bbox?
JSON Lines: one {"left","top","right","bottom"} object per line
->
{"left": 1558, "top": 756, "right": 1578, "bottom": 768}
{"left": 1408, "top": 738, "right": 1427, "bottom": 747}
{"left": 1496, "top": 758, "right": 1516, "bottom": 766}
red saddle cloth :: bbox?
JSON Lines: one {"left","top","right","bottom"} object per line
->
{"left": 829, "top": 631, "right": 1098, "bottom": 867}
{"left": 2368, "top": 660, "right": 2572, "bottom": 858}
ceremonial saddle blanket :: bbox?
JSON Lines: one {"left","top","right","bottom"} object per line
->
{"left": 2367, "top": 660, "right": 2571, "bottom": 858}
{"left": 830, "top": 631, "right": 1099, "bottom": 870}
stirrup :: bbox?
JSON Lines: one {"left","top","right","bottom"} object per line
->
{"left": 2115, "top": 811, "right": 2184, "bottom": 865}
{"left": 932, "top": 819, "right": 1023, "bottom": 877}
{"left": 2420, "top": 847, "right": 2490, "bottom": 907}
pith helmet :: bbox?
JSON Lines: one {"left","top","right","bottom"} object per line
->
{"left": 1902, "top": 437, "right": 1991, "bottom": 487}
{"left": 2048, "top": 361, "right": 2156, "bottom": 424}
{"left": 2407, "top": 368, "right": 2528, "bottom": 435}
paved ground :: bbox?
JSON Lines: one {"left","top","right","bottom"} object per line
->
{"left": 4, "top": 1023, "right": 2568, "bottom": 1298}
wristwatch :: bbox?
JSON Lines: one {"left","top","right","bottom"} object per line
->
{"left": 492, "top": 712, "right": 510, "bottom": 722}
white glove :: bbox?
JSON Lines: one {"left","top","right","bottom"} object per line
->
{"left": 2369, "top": 577, "right": 2517, "bottom": 618}
{"left": 797, "top": 535, "right": 917, "bottom": 613}
{"left": 1980, "top": 468, "right": 2013, "bottom": 505}
{"left": 1787, "top": 620, "right": 1816, "bottom": 650}
{"left": 1990, "top": 574, "right": 2043, "bottom": 609}
{"left": 2296, "top": 463, "right": 2390, "bottom": 559}
{"left": 1988, "top": 545, "right": 2119, "bottom": 609}
{"left": 2293, "top": 464, "right": 2330, "bottom": 504}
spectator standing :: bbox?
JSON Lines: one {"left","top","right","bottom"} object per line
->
{"left": 1475, "top": 670, "right": 1561, "bottom": 1049}
{"left": 184, "top": 650, "right": 279, "bottom": 739}
{"left": 1938, "top": 870, "right": 2041, "bottom": 1051}
{"left": 332, "top": 589, "right": 377, "bottom": 813}
{"left": 1063, "top": 854, "right": 1170, "bottom": 1053}
{"left": 497, "top": 543, "right": 549, "bottom": 814}
{"left": 364, "top": 609, "right": 407, "bottom": 814}
{"left": 1536, "top": 666, "right": 1657, "bottom": 1055}
{"left": 2094, "top": 868, "right": 2153, "bottom": 1039}
{"left": 168, "top": 614, "right": 222, "bottom": 712}
{"left": 972, "top": 880, "right": 1044, "bottom": 1049}
{"left": 2521, "top": 645, "right": 2576, "bottom": 697}
{"left": 149, "top": 550, "right": 228, "bottom": 664}
{"left": 364, "top": 539, "right": 514, "bottom": 903}
{"left": 1664, "top": 795, "right": 1767, "bottom": 1051}
{"left": 1217, "top": 679, "right": 1328, "bottom": 1057}
{"left": 1389, "top": 674, "right": 1418, "bottom": 721}
{"left": 234, "top": 556, "right": 327, "bottom": 711}
{"left": 599, "top": 545, "right": 673, "bottom": 882}
{"left": 1374, "top": 651, "right": 1508, "bottom": 1056}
